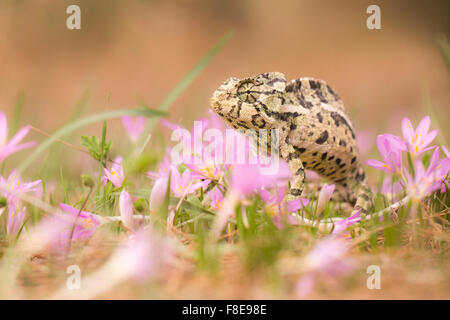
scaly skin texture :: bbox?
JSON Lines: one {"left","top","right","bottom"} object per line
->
{"left": 210, "top": 72, "right": 373, "bottom": 216}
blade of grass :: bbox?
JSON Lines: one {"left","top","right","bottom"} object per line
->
{"left": 11, "top": 91, "right": 26, "bottom": 136}
{"left": 17, "top": 107, "right": 166, "bottom": 173}
{"left": 135, "top": 31, "right": 233, "bottom": 153}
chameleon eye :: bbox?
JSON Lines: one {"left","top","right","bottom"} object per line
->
{"left": 237, "top": 80, "right": 260, "bottom": 103}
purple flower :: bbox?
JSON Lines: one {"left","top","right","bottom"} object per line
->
{"left": 103, "top": 156, "right": 124, "bottom": 188}
{"left": 208, "top": 188, "right": 224, "bottom": 211}
{"left": 402, "top": 116, "right": 437, "bottom": 156}
{"left": 366, "top": 134, "right": 406, "bottom": 173}
{"left": 121, "top": 116, "right": 146, "bottom": 142}
{"left": 0, "top": 112, "right": 36, "bottom": 163}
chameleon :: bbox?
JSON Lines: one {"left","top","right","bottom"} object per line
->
{"left": 210, "top": 72, "right": 375, "bottom": 228}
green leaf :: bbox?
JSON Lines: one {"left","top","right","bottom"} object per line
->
{"left": 17, "top": 107, "right": 166, "bottom": 173}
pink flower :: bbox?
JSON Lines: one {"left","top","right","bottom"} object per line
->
{"left": 208, "top": 188, "right": 224, "bottom": 211}
{"left": 366, "top": 134, "right": 406, "bottom": 173}
{"left": 103, "top": 156, "right": 124, "bottom": 188}
{"left": 381, "top": 176, "right": 403, "bottom": 198}
{"left": 55, "top": 203, "right": 101, "bottom": 246}
{"left": 402, "top": 116, "right": 437, "bottom": 156}
{"left": 260, "top": 187, "right": 309, "bottom": 228}
{"left": 406, "top": 148, "right": 450, "bottom": 200}
{"left": 170, "top": 166, "right": 207, "bottom": 198}
{"left": 119, "top": 189, "right": 134, "bottom": 231}
{"left": 6, "top": 205, "right": 26, "bottom": 237}
{"left": 332, "top": 210, "right": 361, "bottom": 234}
{"left": 121, "top": 116, "right": 146, "bottom": 142}
{"left": 149, "top": 176, "right": 169, "bottom": 213}
{"left": 0, "top": 112, "right": 35, "bottom": 163}
{"left": 0, "top": 170, "right": 41, "bottom": 208}
{"left": 316, "top": 183, "right": 335, "bottom": 216}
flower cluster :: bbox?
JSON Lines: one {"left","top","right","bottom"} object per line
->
{"left": 367, "top": 116, "right": 449, "bottom": 201}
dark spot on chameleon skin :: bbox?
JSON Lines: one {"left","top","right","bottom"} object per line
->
{"left": 303, "top": 162, "right": 308, "bottom": 167}
{"left": 287, "top": 152, "right": 298, "bottom": 160}
{"left": 350, "top": 147, "right": 353, "bottom": 152}
{"left": 237, "top": 121, "right": 249, "bottom": 129}
{"left": 313, "top": 163, "right": 321, "bottom": 169}
{"left": 326, "top": 84, "right": 340, "bottom": 100}
{"left": 333, "top": 136, "right": 336, "bottom": 142}
{"left": 328, "top": 155, "right": 335, "bottom": 161}
{"left": 328, "top": 170, "right": 337, "bottom": 176}
{"left": 335, "top": 158, "right": 342, "bottom": 165}
{"left": 351, "top": 156, "right": 357, "bottom": 164}
{"left": 290, "top": 188, "right": 303, "bottom": 196}
{"left": 295, "top": 168, "right": 304, "bottom": 175}
{"left": 342, "top": 183, "right": 348, "bottom": 188}
{"left": 304, "top": 101, "right": 314, "bottom": 109}
{"left": 339, "top": 163, "right": 346, "bottom": 169}
{"left": 294, "top": 147, "right": 306, "bottom": 153}
{"left": 316, "top": 113, "right": 323, "bottom": 123}
{"left": 309, "top": 80, "right": 319, "bottom": 89}
{"left": 308, "top": 132, "right": 314, "bottom": 137}
{"left": 312, "top": 152, "right": 318, "bottom": 157}
{"left": 351, "top": 167, "right": 357, "bottom": 173}
{"left": 290, "top": 123, "right": 297, "bottom": 130}
{"left": 318, "top": 168, "right": 325, "bottom": 173}
{"left": 321, "top": 152, "right": 328, "bottom": 160}
{"left": 251, "top": 114, "right": 266, "bottom": 128}
{"left": 330, "top": 112, "right": 356, "bottom": 138}
{"left": 315, "top": 131, "right": 329, "bottom": 144}
{"left": 335, "top": 177, "right": 347, "bottom": 183}
{"left": 339, "top": 140, "right": 347, "bottom": 147}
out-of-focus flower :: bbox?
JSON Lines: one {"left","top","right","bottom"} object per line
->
{"left": 402, "top": 116, "right": 437, "bottom": 156}
{"left": 0, "top": 170, "right": 41, "bottom": 207}
{"left": 119, "top": 189, "right": 134, "bottom": 231}
{"left": 381, "top": 176, "right": 404, "bottom": 199}
{"left": 121, "top": 116, "right": 146, "bottom": 142}
{"left": 0, "top": 111, "right": 36, "bottom": 163}
{"left": 366, "top": 134, "right": 406, "bottom": 173}
{"left": 356, "top": 130, "right": 375, "bottom": 156}
{"left": 6, "top": 205, "right": 26, "bottom": 237}
{"left": 149, "top": 176, "right": 169, "bottom": 213}
{"left": 103, "top": 156, "right": 124, "bottom": 188}
{"left": 316, "top": 183, "right": 335, "bottom": 216}
{"left": 406, "top": 149, "right": 450, "bottom": 200}
{"left": 208, "top": 188, "right": 224, "bottom": 211}
{"left": 443, "top": 146, "right": 449, "bottom": 158}
{"left": 261, "top": 187, "right": 309, "bottom": 228}
{"left": 55, "top": 203, "right": 101, "bottom": 246}
{"left": 170, "top": 166, "right": 207, "bottom": 198}
{"left": 332, "top": 210, "right": 361, "bottom": 234}
{"left": 185, "top": 154, "right": 223, "bottom": 187}
{"left": 295, "top": 236, "right": 355, "bottom": 298}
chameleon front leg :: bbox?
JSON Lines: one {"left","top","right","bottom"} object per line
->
{"left": 280, "top": 143, "right": 306, "bottom": 202}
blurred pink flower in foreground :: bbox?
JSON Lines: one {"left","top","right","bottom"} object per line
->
{"left": 208, "top": 188, "right": 224, "bottom": 211}
{"left": 0, "top": 111, "right": 36, "bottom": 163}
{"left": 54, "top": 203, "right": 101, "bottom": 248}
{"left": 295, "top": 236, "right": 355, "bottom": 298}
{"left": 103, "top": 156, "right": 124, "bottom": 188}
{"left": 402, "top": 116, "right": 437, "bottom": 156}
{"left": 332, "top": 210, "right": 361, "bottom": 234}
{"left": 121, "top": 116, "right": 146, "bottom": 142}
{"left": 366, "top": 134, "right": 406, "bottom": 173}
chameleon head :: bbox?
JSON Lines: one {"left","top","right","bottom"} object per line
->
{"left": 210, "top": 72, "right": 286, "bottom": 130}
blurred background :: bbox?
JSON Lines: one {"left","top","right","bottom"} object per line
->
{"left": 0, "top": 0, "right": 449, "bottom": 166}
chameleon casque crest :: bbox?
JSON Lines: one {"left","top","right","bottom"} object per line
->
{"left": 210, "top": 72, "right": 374, "bottom": 217}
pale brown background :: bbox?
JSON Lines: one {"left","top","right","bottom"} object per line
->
{"left": 0, "top": 0, "right": 449, "bottom": 139}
